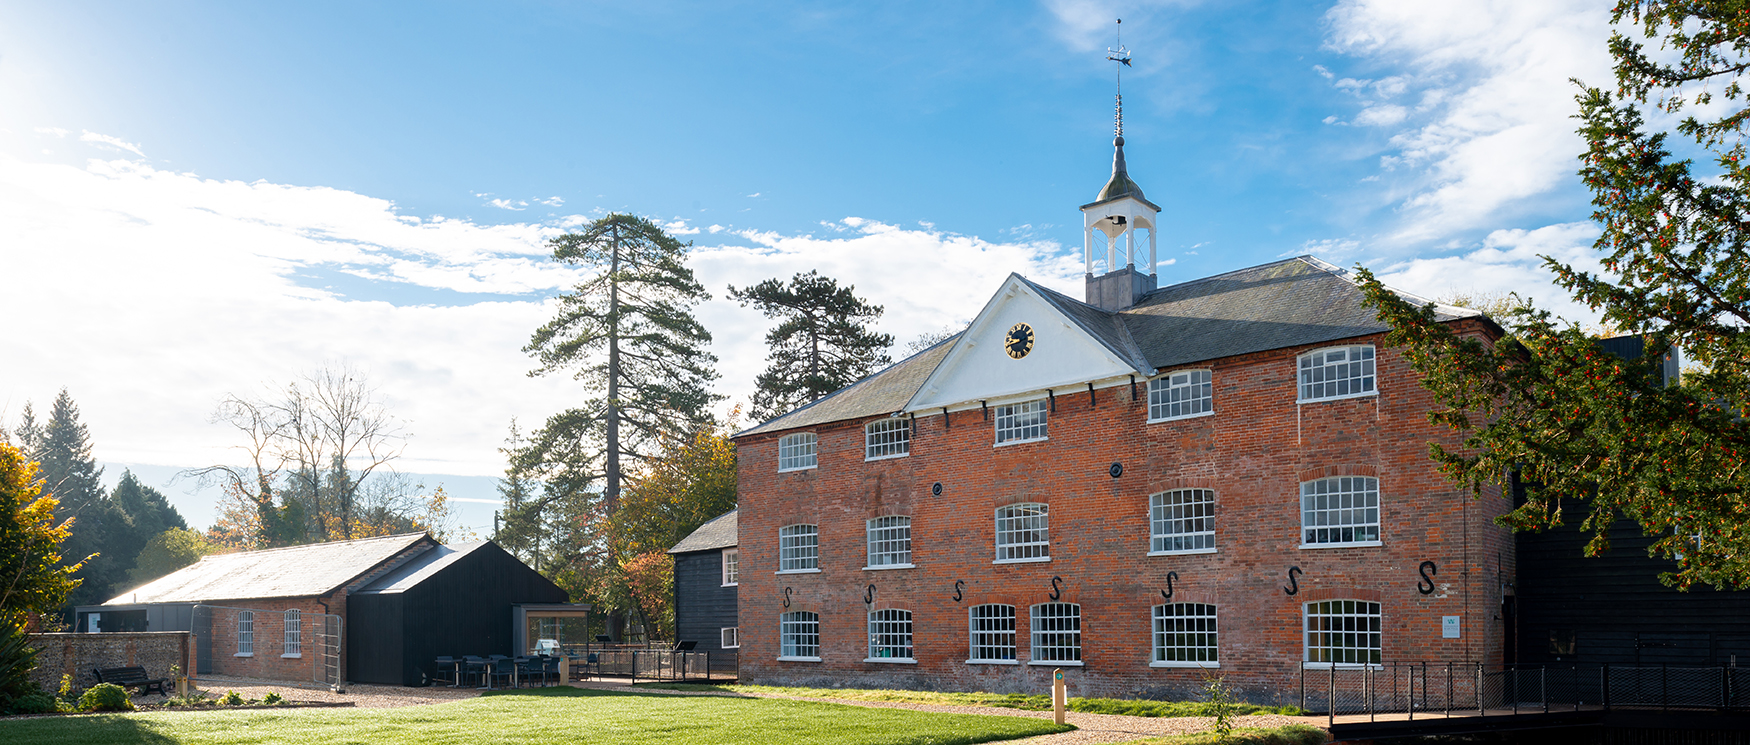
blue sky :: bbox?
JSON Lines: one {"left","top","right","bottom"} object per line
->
{"left": 0, "top": 0, "right": 1618, "bottom": 534}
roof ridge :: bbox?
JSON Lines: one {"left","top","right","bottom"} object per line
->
{"left": 1134, "top": 256, "right": 1311, "bottom": 303}
{"left": 735, "top": 333, "right": 960, "bottom": 437}
{"left": 202, "top": 531, "right": 428, "bottom": 559}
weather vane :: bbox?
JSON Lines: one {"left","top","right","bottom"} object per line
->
{"left": 1106, "top": 19, "right": 1131, "bottom": 138}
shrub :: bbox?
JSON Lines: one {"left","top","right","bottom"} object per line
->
{"left": 10, "top": 691, "right": 56, "bottom": 714}
{"left": 220, "top": 690, "right": 245, "bottom": 706}
{"left": 54, "top": 673, "right": 81, "bottom": 713}
{"left": 262, "top": 691, "right": 283, "bottom": 705}
{"left": 79, "top": 683, "right": 134, "bottom": 712}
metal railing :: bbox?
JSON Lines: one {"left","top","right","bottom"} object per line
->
{"left": 1300, "top": 662, "right": 1750, "bottom": 726}
{"left": 578, "top": 650, "right": 714, "bottom": 682}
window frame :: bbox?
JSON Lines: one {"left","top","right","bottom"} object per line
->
{"left": 864, "top": 515, "right": 913, "bottom": 570}
{"left": 1147, "top": 369, "right": 1214, "bottom": 422}
{"left": 721, "top": 626, "right": 740, "bottom": 649}
{"left": 236, "top": 610, "right": 254, "bottom": 657}
{"left": 866, "top": 608, "right": 916, "bottom": 663}
{"left": 1303, "top": 599, "right": 1383, "bottom": 668}
{"left": 864, "top": 418, "right": 911, "bottom": 461}
{"left": 779, "top": 611, "right": 821, "bottom": 661}
{"left": 778, "top": 524, "right": 820, "bottom": 573}
{"left": 993, "top": 399, "right": 1049, "bottom": 446}
{"left": 778, "top": 432, "right": 818, "bottom": 472}
{"left": 721, "top": 548, "right": 739, "bottom": 586}
{"left": 1151, "top": 603, "right": 1219, "bottom": 668}
{"left": 1299, "top": 476, "right": 1382, "bottom": 548}
{"left": 1029, "top": 602, "right": 1083, "bottom": 666}
{"left": 282, "top": 609, "right": 302, "bottom": 658}
{"left": 967, "top": 604, "right": 1019, "bottom": 664}
{"left": 1297, "top": 344, "right": 1378, "bottom": 403}
{"left": 1149, "top": 488, "right": 1217, "bottom": 555}
{"left": 994, "top": 503, "right": 1050, "bottom": 564}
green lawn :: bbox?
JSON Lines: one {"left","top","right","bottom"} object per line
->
{"left": 0, "top": 687, "right": 1071, "bottom": 745}
{"left": 638, "top": 683, "right": 1304, "bottom": 718}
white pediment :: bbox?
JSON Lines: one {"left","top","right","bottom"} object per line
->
{"left": 904, "top": 274, "right": 1148, "bottom": 412}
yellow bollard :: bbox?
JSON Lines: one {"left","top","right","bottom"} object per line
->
{"left": 1053, "top": 668, "right": 1066, "bottom": 725}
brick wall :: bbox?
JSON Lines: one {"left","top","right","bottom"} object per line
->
{"left": 26, "top": 632, "right": 193, "bottom": 692}
{"left": 734, "top": 326, "right": 1515, "bottom": 703}
{"left": 199, "top": 596, "right": 335, "bottom": 684}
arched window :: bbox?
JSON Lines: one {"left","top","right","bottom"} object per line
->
{"left": 1030, "top": 602, "right": 1081, "bottom": 664}
{"left": 968, "top": 605, "right": 1017, "bottom": 663}
{"left": 994, "top": 400, "right": 1048, "bottom": 444}
{"left": 1300, "top": 476, "right": 1381, "bottom": 546}
{"left": 1297, "top": 345, "right": 1376, "bottom": 402}
{"left": 237, "top": 610, "right": 254, "bottom": 656}
{"left": 779, "top": 611, "right": 821, "bottom": 660}
{"left": 1151, "top": 603, "right": 1217, "bottom": 666}
{"left": 283, "top": 609, "right": 301, "bottom": 656}
{"left": 865, "top": 418, "right": 910, "bottom": 459}
{"left": 867, "top": 609, "right": 914, "bottom": 662}
{"left": 995, "top": 504, "right": 1049, "bottom": 562}
{"left": 1304, "top": 599, "right": 1382, "bottom": 666}
{"left": 778, "top": 433, "right": 817, "bottom": 471}
{"left": 1148, "top": 369, "right": 1213, "bottom": 421}
{"left": 779, "top": 524, "right": 819, "bottom": 571}
{"left": 1150, "top": 489, "right": 1215, "bottom": 554}
{"left": 866, "top": 516, "right": 912, "bottom": 568}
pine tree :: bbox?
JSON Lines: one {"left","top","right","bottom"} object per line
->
{"left": 729, "top": 270, "right": 894, "bottom": 421}
{"left": 493, "top": 420, "right": 549, "bottom": 571}
{"left": 1355, "top": 0, "right": 1750, "bottom": 590}
{"left": 523, "top": 213, "right": 720, "bottom": 517}
{"left": 21, "top": 391, "right": 119, "bottom": 609}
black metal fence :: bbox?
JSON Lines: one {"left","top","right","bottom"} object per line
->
{"left": 1300, "top": 662, "right": 1750, "bottom": 725}
{"left": 575, "top": 649, "right": 714, "bottom": 682}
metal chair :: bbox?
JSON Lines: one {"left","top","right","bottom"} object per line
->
{"left": 462, "top": 656, "right": 490, "bottom": 689}
{"left": 487, "top": 656, "right": 514, "bottom": 689}
{"left": 432, "top": 656, "right": 460, "bottom": 687}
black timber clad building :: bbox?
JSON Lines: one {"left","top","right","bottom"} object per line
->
{"left": 1512, "top": 335, "right": 1750, "bottom": 666}
{"left": 668, "top": 510, "right": 738, "bottom": 672}
{"left": 348, "top": 541, "right": 569, "bottom": 686}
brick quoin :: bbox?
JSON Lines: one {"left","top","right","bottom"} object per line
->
{"left": 734, "top": 323, "right": 1513, "bottom": 703}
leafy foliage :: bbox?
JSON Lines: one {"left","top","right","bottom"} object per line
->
{"left": 730, "top": 271, "right": 894, "bottom": 422}
{"left": 1355, "top": 1, "right": 1750, "bottom": 590}
{"left": 125, "top": 528, "right": 219, "bottom": 587}
{"left": 0, "top": 624, "right": 47, "bottom": 715}
{"left": 0, "top": 441, "right": 82, "bottom": 628}
{"left": 79, "top": 683, "right": 133, "bottom": 712}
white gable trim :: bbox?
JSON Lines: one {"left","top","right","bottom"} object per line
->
{"left": 903, "top": 274, "right": 1152, "bottom": 413}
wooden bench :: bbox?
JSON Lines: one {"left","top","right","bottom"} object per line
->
{"left": 92, "top": 666, "right": 169, "bottom": 696}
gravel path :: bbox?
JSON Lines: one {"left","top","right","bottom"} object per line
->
{"left": 171, "top": 676, "right": 481, "bottom": 709}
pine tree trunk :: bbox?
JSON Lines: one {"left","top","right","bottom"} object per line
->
{"left": 606, "top": 224, "right": 623, "bottom": 517}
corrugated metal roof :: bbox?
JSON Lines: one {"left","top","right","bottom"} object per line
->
{"left": 352, "top": 541, "right": 490, "bottom": 595}
{"left": 731, "top": 256, "right": 1483, "bottom": 441}
{"left": 668, "top": 509, "right": 738, "bottom": 554}
{"left": 105, "top": 532, "right": 433, "bottom": 605}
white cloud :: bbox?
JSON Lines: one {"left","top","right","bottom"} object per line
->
{"left": 79, "top": 130, "right": 145, "bottom": 157}
{"left": 1322, "top": 0, "right": 1614, "bottom": 244}
{"left": 34, "top": 127, "right": 67, "bottom": 137}
{"left": 537, "top": 196, "right": 564, "bottom": 207}
{"left": 1042, "top": 0, "right": 1199, "bottom": 52}
{"left": 1371, "top": 221, "right": 1605, "bottom": 324}
{"left": 745, "top": 192, "right": 761, "bottom": 198}
{"left": 488, "top": 197, "right": 526, "bottom": 211}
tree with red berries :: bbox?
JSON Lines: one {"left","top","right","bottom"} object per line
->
{"left": 1356, "top": 0, "right": 1750, "bottom": 590}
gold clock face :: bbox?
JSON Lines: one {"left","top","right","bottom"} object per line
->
{"left": 1005, "top": 322, "right": 1035, "bottom": 359}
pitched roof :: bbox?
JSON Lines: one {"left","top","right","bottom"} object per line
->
{"left": 105, "top": 532, "right": 433, "bottom": 605}
{"left": 668, "top": 509, "right": 738, "bottom": 554}
{"left": 732, "top": 255, "right": 1483, "bottom": 440}
{"left": 352, "top": 541, "right": 492, "bottom": 595}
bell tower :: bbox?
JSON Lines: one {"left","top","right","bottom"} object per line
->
{"left": 1082, "top": 19, "right": 1161, "bottom": 312}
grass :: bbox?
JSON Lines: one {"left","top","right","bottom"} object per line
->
{"left": 1111, "top": 723, "right": 1328, "bottom": 745}
{"left": 0, "top": 686, "right": 1071, "bottom": 745}
{"left": 637, "top": 683, "right": 1306, "bottom": 718}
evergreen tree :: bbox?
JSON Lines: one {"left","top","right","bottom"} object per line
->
{"left": 1355, "top": 0, "right": 1750, "bottom": 590}
{"left": 19, "top": 391, "right": 120, "bottom": 609}
{"left": 493, "top": 420, "right": 548, "bottom": 570}
{"left": 729, "top": 270, "right": 894, "bottom": 421}
{"left": 523, "top": 213, "right": 720, "bottom": 516}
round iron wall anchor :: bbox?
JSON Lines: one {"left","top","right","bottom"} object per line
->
{"left": 1109, "top": 462, "right": 1124, "bottom": 479}
{"left": 931, "top": 482, "right": 943, "bottom": 496}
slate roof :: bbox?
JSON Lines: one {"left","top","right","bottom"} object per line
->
{"left": 732, "top": 256, "right": 1483, "bottom": 440}
{"left": 105, "top": 532, "right": 433, "bottom": 605}
{"left": 352, "top": 541, "right": 490, "bottom": 595}
{"left": 668, "top": 509, "right": 738, "bottom": 554}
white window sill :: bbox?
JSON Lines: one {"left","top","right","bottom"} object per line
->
{"left": 1151, "top": 661, "right": 1219, "bottom": 669}
{"left": 1303, "top": 662, "right": 1382, "bottom": 670}
{"left": 723, "top": 646, "right": 740, "bottom": 650}
{"left": 994, "top": 436, "right": 1048, "bottom": 448}
{"left": 863, "top": 657, "right": 918, "bottom": 664}
{"left": 1297, "top": 391, "right": 1378, "bottom": 405}
{"left": 1147, "top": 410, "right": 1215, "bottom": 424}
{"left": 1298, "top": 540, "right": 1383, "bottom": 550}
{"left": 1148, "top": 547, "right": 1217, "bottom": 557}
{"left": 776, "top": 568, "right": 821, "bottom": 574}
{"left": 777, "top": 656, "right": 822, "bottom": 663}
{"left": 233, "top": 653, "right": 254, "bottom": 658}
{"left": 864, "top": 453, "right": 910, "bottom": 462}
{"left": 1028, "top": 660, "right": 1083, "bottom": 667}
{"left": 966, "top": 659, "right": 1019, "bottom": 665}
{"left": 722, "top": 582, "right": 739, "bottom": 587}
{"left": 778, "top": 465, "right": 817, "bottom": 473}
{"left": 994, "top": 556, "right": 1051, "bottom": 565}
{"left": 863, "top": 563, "right": 915, "bottom": 571}
{"left": 281, "top": 653, "right": 302, "bottom": 659}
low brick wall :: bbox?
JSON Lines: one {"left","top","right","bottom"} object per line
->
{"left": 25, "top": 632, "right": 195, "bottom": 692}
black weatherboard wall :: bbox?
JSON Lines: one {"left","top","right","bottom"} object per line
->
{"left": 348, "top": 541, "right": 568, "bottom": 686}
{"left": 674, "top": 549, "right": 738, "bottom": 671}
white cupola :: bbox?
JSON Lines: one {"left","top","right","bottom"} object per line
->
{"left": 1081, "top": 134, "right": 1161, "bottom": 311}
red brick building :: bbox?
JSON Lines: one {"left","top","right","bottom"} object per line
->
{"left": 731, "top": 134, "right": 1512, "bottom": 702}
